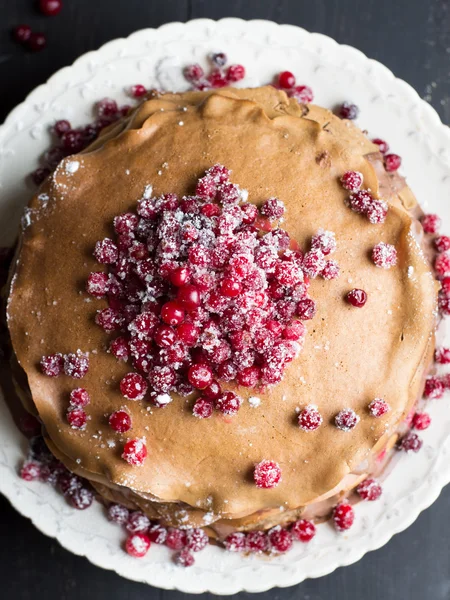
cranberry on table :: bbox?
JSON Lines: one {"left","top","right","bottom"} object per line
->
{"left": 12, "top": 24, "right": 32, "bottom": 44}
{"left": 120, "top": 372, "right": 148, "bottom": 400}
{"left": 253, "top": 459, "right": 282, "bottom": 489}
{"left": 125, "top": 533, "right": 151, "bottom": 558}
{"left": 39, "top": 0, "right": 63, "bottom": 16}
{"left": 188, "top": 364, "right": 213, "bottom": 389}
{"left": 333, "top": 502, "right": 355, "bottom": 531}
{"left": 215, "top": 391, "right": 242, "bottom": 415}
{"left": 192, "top": 398, "right": 214, "bottom": 419}
{"left": 109, "top": 410, "right": 132, "bottom": 433}
{"left": 27, "top": 32, "right": 47, "bottom": 52}
{"left": 356, "top": 478, "right": 382, "bottom": 501}
{"left": 338, "top": 102, "right": 359, "bottom": 120}
{"left": 291, "top": 519, "right": 316, "bottom": 542}
{"left": 202, "top": 380, "right": 222, "bottom": 400}
{"left": 346, "top": 288, "right": 367, "bottom": 308}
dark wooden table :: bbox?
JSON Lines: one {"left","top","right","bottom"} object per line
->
{"left": 1, "top": 2, "right": 449, "bottom": 599}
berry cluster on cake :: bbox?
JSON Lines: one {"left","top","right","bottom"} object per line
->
{"left": 2, "top": 61, "right": 448, "bottom": 566}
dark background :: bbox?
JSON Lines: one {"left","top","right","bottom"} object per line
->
{"left": 1, "top": 1, "right": 449, "bottom": 599}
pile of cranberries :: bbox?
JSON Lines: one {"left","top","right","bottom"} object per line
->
{"left": 12, "top": 1, "right": 63, "bottom": 53}
{"left": 184, "top": 52, "right": 245, "bottom": 90}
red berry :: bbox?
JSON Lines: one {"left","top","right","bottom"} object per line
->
{"left": 107, "top": 503, "right": 129, "bottom": 524}
{"left": 302, "top": 250, "right": 326, "bottom": 278}
{"left": 398, "top": 432, "right": 423, "bottom": 453}
{"left": 177, "top": 322, "right": 199, "bottom": 346}
{"left": 203, "top": 380, "right": 222, "bottom": 400}
{"left": 68, "top": 486, "right": 94, "bottom": 510}
{"left": 289, "top": 85, "right": 314, "bottom": 103}
{"left": 368, "top": 398, "right": 390, "bottom": 417}
{"left": 340, "top": 171, "right": 363, "bottom": 192}
{"left": 39, "top": 0, "right": 63, "bottom": 16}
{"left": 148, "top": 524, "right": 167, "bottom": 544}
{"left": 109, "top": 410, "right": 132, "bottom": 433}
{"left": 421, "top": 213, "right": 441, "bottom": 234}
{"left": 40, "top": 353, "right": 64, "bottom": 377}
{"left": 184, "top": 64, "right": 204, "bottom": 82}
{"left": 114, "top": 212, "right": 138, "bottom": 235}
{"left": 435, "top": 347, "right": 450, "bottom": 364}
{"left": 321, "top": 260, "right": 340, "bottom": 280}
{"left": 207, "top": 68, "right": 228, "bottom": 88}
{"left": 220, "top": 277, "right": 242, "bottom": 298}
{"left": 126, "top": 511, "right": 150, "bottom": 533}
{"left": 177, "top": 285, "right": 201, "bottom": 310}
{"left": 69, "top": 388, "right": 90, "bottom": 407}
{"left": 188, "top": 364, "right": 213, "bottom": 389}
{"left": 296, "top": 298, "right": 317, "bottom": 320}
{"left": 95, "top": 307, "right": 124, "bottom": 332}
{"left": 298, "top": 405, "right": 323, "bottom": 431}
{"left": 61, "top": 129, "right": 84, "bottom": 153}
{"left": 424, "top": 376, "right": 444, "bottom": 399}
{"left": 439, "top": 291, "right": 450, "bottom": 316}
{"left": 372, "top": 138, "right": 389, "bottom": 154}
{"left": 13, "top": 24, "right": 32, "bottom": 43}
{"left": 161, "top": 301, "right": 185, "bottom": 325}
{"left": 412, "top": 412, "right": 431, "bottom": 431}
{"left": 434, "top": 236, "right": 450, "bottom": 253}
{"left": 338, "top": 102, "right": 359, "bottom": 120}
{"left": 241, "top": 203, "right": 258, "bottom": 224}
{"left": 348, "top": 189, "right": 373, "bottom": 214}
{"left": 333, "top": 502, "right": 355, "bottom": 531}
{"left": 122, "top": 439, "right": 147, "bottom": 466}
{"left": 148, "top": 366, "right": 177, "bottom": 393}
{"left": 174, "top": 549, "right": 195, "bottom": 567}
{"left": 110, "top": 337, "right": 129, "bottom": 361}
{"left": 64, "top": 351, "right": 89, "bottom": 378}
{"left": 245, "top": 531, "right": 268, "bottom": 553}
{"left": 268, "top": 526, "right": 293, "bottom": 553}
{"left": 120, "top": 373, "right": 148, "bottom": 400}
{"left": 94, "top": 238, "right": 118, "bottom": 264}
{"left": 211, "top": 52, "right": 227, "bottom": 67}
{"left": 346, "top": 289, "right": 367, "bottom": 308}
{"left": 253, "top": 459, "right": 281, "bottom": 489}
{"left": 192, "top": 398, "right": 214, "bottom": 419}
{"left": 367, "top": 199, "right": 388, "bottom": 224}
{"left": 372, "top": 242, "right": 397, "bottom": 269}
{"left": 165, "top": 528, "right": 187, "bottom": 550}
{"left": 291, "top": 519, "right": 316, "bottom": 542}
{"left": 435, "top": 253, "right": 450, "bottom": 278}
{"left": 86, "top": 272, "right": 109, "bottom": 298}
{"left": 125, "top": 533, "right": 151, "bottom": 558}
{"left": 226, "top": 64, "right": 245, "bottom": 82}
{"left": 186, "top": 528, "right": 208, "bottom": 552}
{"left": 215, "top": 391, "right": 242, "bottom": 415}
{"left": 67, "top": 407, "right": 87, "bottom": 429}
{"left": 170, "top": 267, "right": 191, "bottom": 287}
{"left": 224, "top": 532, "right": 246, "bottom": 552}
{"left": 130, "top": 84, "right": 147, "bottom": 98}
{"left": 335, "top": 408, "right": 360, "bottom": 431}
{"left": 278, "top": 71, "right": 296, "bottom": 88}
{"left": 260, "top": 197, "right": 285, "bottom": 220}
{"left": 20, "top": 461, "right": 41, "bottom": 481}
{"left": 28, "top": 32, "right": 47, "bottom": 52}
{"left": 236, "top": 366, "right": 260, "bottom": 387}
{"left": 31, "top": 167, "right": 51, "bottom": 185}
{"left": 357, "top": 478, "right": 382, "bottom": 501}
{"left": 385, "top": 153, "right": 402, "bottom": 172}
{"left": 154, "top": 325, "right": 177, "bottom": 347}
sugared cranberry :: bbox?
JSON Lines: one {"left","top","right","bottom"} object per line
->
{"left": 278, "top": 71, "right": 296, "bottom": 88}
{"left": 368, "top": 398, "right": 390, "bottom": 417}
{"left": 333, "top": 502, "right": 355, "bottom": 531}
{"left": 224, "top": 532, "right": 246, "bottom": 552}
{"left": 126, "top": 511, "right": 150, "bottom": 533}
{"left": 421, "top": 214, "right": 441, "bottom": 234}
{"left": 165, "top": 528, "right": 187, "bottom": 550}
{"left": 367, "top": 199, "right": 388, "bottom": 224}
{"left": 109, "top": 410, "right": 132, "bottom": 433}
{"left": 40, "top": 353, "right": 64, "bottom": 377}
{"left": 186, "top": 528, "right": 208, "bottom": 552}
{"left": 110, "top": 337, "right": 129, "bottom": 361}
{"left": 291, "top": 519, "right": 316, "bottom": 542}
{"left": 207, "top": 69, "right": 227, "bottom": 88}
{"left": 122, "top": 439, "right": 147, "bottom": 466}
{"left": 148, "top": 524, "right": 167, "bottom": 544}
{"left": 68, "top": 486, "right": 94, "bottom": 510}
{"left": 86, "top": 272, "right": 109, "bottom": 298}
{"left": 412, "top": 412, "right": 431, "bottom": 431}
{"left": 398, "top": 432, "right": 423, "bottom": 453}
{"left": 335, "top": 408, "right": 360, "bottom": 431}
{"left": 341, "top": 171, "right": 363, "bottom": 192}
{"left": 435, "top": 253, "right": 450, "bottom": 278}
{"left": 372, "top": 138, "right": 389, "bottom": 154}
{"left": 349, "top": 189, "right": 373, "bottom": 214}
{"left": 220, "top": 277, "right": 242, "bottom": 298}
{"left": 216, "top": 391, "right": 242, "bottom": 416}
{"left": 296, "top": 298, "right": 317, "bottom": 320}
{"left": 346, "top": 289, "right": 367, "bottom": 308}
{"left": 97, "top": 98, "right": 118, "bottom": 118}
{"left": 289, "top": 85, "right": 314, "bottom": 103}
{"left": 69, "top": 388, "right": 90, "bottom": 407}
{"left": 268, "top": 526, "right": 293, "bottom": 553}
{"left": 120, "top": 373, "right": 148, "bottom": 400}
{"left": 298, "top": 405, "right": 323, "bottom": 431}
{"left": 226, "top": 64, "right": 245, "bottom": 82}
{"left": 384, "top": 153, "right": 402, "bottom": 172}
{"left": 260, "top": 197, "right": 285, "bottom": 220}
{"left": 12, "top": 24, "right": 32, "bottom": 44}
{"left": 177, "top": 322, "right": 199, "bottom": 346}
{"left": 372, "top": 242, "right": 397, "bottom": 269}
{"left": 424, "top": 377, "right": 444, "bottom": 399}
{"left": 188, "top": 364, "right": 213, "bottom": 389}
{"left": 39, "top": 0, "right": 63, "bottom": 16}
{"left": 94, "top": 238, "right": 118, "bottom": 264}
{"left": 439, "top": 291, "right": 450, "bottom": 316}
{"left": 114, "top": 212, "right": 138, "bottom": 235}
{"left": 435, "top": 347, "right": 450, "bottom": 364}
{"left": 338, "top": 102, "right": 359, "bottom": 120}
{"left": 61, "top": 129, "right": 83, "bottom": 152}
{"left": 237, "top": 366, "right": 260, "bottom": 387}
{"left": 245, "top": 531, "right": 268, "bottom": 553}
{"left": 174, "top": 549, "right": 195, "bottom": 567}
{"left": 184, "top": 63, "right": 204, "bottom": 82}
{"left": 253, "top": 459, "right": 281, "bottom": 489}
{"left": 130, "top": 84, "right": 147, "bottom": 98}
{"left": 20, "top": 461, "right": 41, "bottom": 481}
{"left": 64, "top": 351, "right": 89, "bottom": 378}
{"left": 125, "top": 533, "right": 151, "bottom": 558}
{"left": 67, "top": 407, "right": 87, "bottom": 429}
{"left": 321, "top": 260, "right": 340, "bottom": 280}
{"left": 302, "top": 250, "right": 326, "bottom": 278}
{"left": 211, "top": 52, "right": 227, "bottom": 67}
{"left": 161, "top": 301, "right": 185, "bottom": 325}
{"left": 241, "top": 203, "right": 258, "bottom": 224}
{"left": 96, "top": 307, "right": 124, "bottom": 332}
{"left": 148, "top": 366, "right": 177, "bottom": 393}
{"left": 31, "top": 167, "right": 51, "bottom": 185}
{"left": 434, "top": 236, "right": 450, "bottom": 253}
{"left": 357, "top": 478, "right": 382, "bottom": 501}
{"left": 28, "top": 32, "right": 47, "bottom": 52}
{"left": 177, "top": 285, "right": 201, "bottom": 310}
{"left": 203, "top": 380, "right": 222, "bottom": 400}
{"left": 192, "top": 398, "right": 214, "bottom": 419}
{"left": 170, "top": 267, "right": 191, "bottom": 287}
{"left": 154, "top": 325, "right": 177, "bottom": 348}
{"left": 107, "top": 503, "right": 129, "bottom": 524}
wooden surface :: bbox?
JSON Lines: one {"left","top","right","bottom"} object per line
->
{"left": 1, "top": 1, "right": 449, "bottom": 598}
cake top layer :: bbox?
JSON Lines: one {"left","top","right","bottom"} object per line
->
{"left": 7, "top": 87, "right": 437, "bottom": 521}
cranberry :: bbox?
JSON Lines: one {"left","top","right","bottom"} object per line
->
{"left": 349, "top": 189, "right": 373, "bottom": 214}
{"left": 107, "top": 503, "right": 129, "bottom": 524}
{"left": 372, "top": 138, "right": 389, "bottom": 154}
{"left": 224, "top": 532, "right": 246, "bottom": 552}
{"left": 64, "top": 351, "right": 89, "bottom": 378}
{"left": 398, "top": 432, "right": 423, "bottom": 453}
{"left": 148, "top": 524, "right": 167, "bottom": 544}
{"left": 291, "top": 519, "right": 316, "bottom": 543}
{"left": 435, "top": 347, "right": 450, "bottom": 364}
{"left": 110, "top": 337, "right": 129, "bottom": 361}
{"left": 245, "top": 531, "right": 268, "bottom": 553}
{"left": 96, "top": 307, "right": 124, "bottom": 332}
{"left": 114, "top": 212, "right": 138, "bottom": 235}
{"left": 40, "top": 353, "right": 64, "bottom": 377}
{"left": 340, "top": 171, "right": 363, "bottom": 192}
{"left": 357, "top": 478, "right": 382, "bottom": 501}
{"left": 165, "top": 528, "right": 187, "bottom": 550}
{"left": 186, "top": 528, "right": 208, "bottom": 552}
{"left": 148, "top": 366, "right": 177, "bottom": 393}
{"left": 69, "top": 388, "right": 90, "bottom": 408}
{"left": 302, "top": 250, "right": 326, "bottom": 278}
{"left": 215, "top": 391, "right": 242, "bottom": 415}
{"left": 385, "top": 153, "right": 402, "bottom": 172}
{"left": 298, "top": 405, "right": 323, "bottom": 431}
{"left": 122, "top": 439, "right": 147, "bottom": 466}
{"left": 260, "top": 197, "right": 285, "bottom": 220}
{"left": 58, "top": 471, "right": 82, "bottom": 495}
{"left": 335, "top": 408, "right": 360, "bottom": 431}
{"left": 201, "top": 203, "right": 221, "bottom": 217}
{"left": 86, "top": 272, "right": 109, "bottom": 298}
{"left": 333, "top": 502, "right": 355, "bottom": 531}
{"left": 412, "top": 412, "right": 431, "bottom": 431}
{"left": 435, "top": 253, "right": 450, "bottom": 278}
{"left": 367, "top": 199, "right": 388, "bottom": 224}
{"left": 372, "top": 242, "right": 397, "bottom": 269}
{"left": 433, "top": 236, "right": 450, "bottom": 255}
{"left": 67, "top": 407, "right": 87, "bottom": 429}
{"left": 109, "top": 410, "right": 132, "bottom": 433}
{"left": 184, "top": 64, "right": 204, "bottom": 82}
{"left": 39, "top": 0, "right": 63, "bottom": 16}
{"left": 311, "top": 229, "right": 337, "bottom": 256}
{"left": 236, "top": 366, "right": 260, "bottom": 387}
{"left": 442, "top": 277, "right": 450, "bottom": 295}
{"left": 125, "top": 533, "right": 151, "bottom": 558}
{"left": 439, "top": 291, "right": 450, "bottom": 316}
{"left": 177, "top": 322, "right": 199, "bottom": 346}
{"left": 174, "top": 549, "right": 195, "bottom": 567}
{"left": 289, "top": 85, "right": 314, "bottom": 103}
{"left": 31, "top": 167, "right": 51, "bottom": 185}
{"left": 61, "top": 129, "right": 83, "bottom": 152}
{"left": 27, "top": 32, "right": 47, "bottom": 52}
{"left": 130, "top": 84, "right": 147, "bottom": 98}
{"left": 154, "top": 325, "right": 177, "bottom": 348}
{"left": 177, "top": 285, "right": 201, "bottom": 310}
{"left": 94, "top": 238, "right": 118, "bottom": 264}
{"left": 296, "top": 298, "right": 317, "bottom": 320}
{"left": 20, "top": 461, "right": 41, "bottom": 481}
{"left": 253, "top": 459, "right": 281, "bottom": 489}
{"left": 126, "top": 511, "right": 150, "bottom": 534}
{"left": 211, "top": 52, "right": 227, "bottom": 67}
{"left": 196, "top": 176, "right": 216, "bottom": 199}
{"left": 161, "top": 301, "right": 185, "bottom": 325}
{"left": 424, "top": 376, "right": 444, "bottom": 399}
{"left": 120, "top": 373, "right": 148, "bottom": 400}
{"left": 188, "top": 364, "right": 213, "bottom": 389}
{"left": 346, "top": 289, "right": 367, "bottom": 308}
{"left": 68, "top": 486, "right": 94, "bottom": 510}
{"left": 12, "top": 24, "right": 32, "bottom": 44}
{"left": 203, "top": 380, "right": 222, "bottom": 400}
{"left": 170, "top": 267, "right": 191, "bottom": 287}
{"left": 278, "top": 71, "right": 296, "bottom": 88}
{"left": 226, "top": 64, "right": 245, "bottom": 82}
{"left": 421, "top": 213, "right": 441, "bottom": 234}
{"left": 368, "top": 398, "right": 390, "bottom": 417}
{"left": 268, "top": 526, "right": 293, "bottom": 553}
{"left": 338, "top": 102, "right": 359, "bottom": 120}
{"left": 321, "top": 260, "right": 340, "bottom": 280}
{"left": 241, "top": 203, "right": 258, "bottom": 224}
{"left": 220, "top": 277, "right": 242, "bottom": 298}
{"left": 192, "top": 398, "right": 214, "bottom": 419}
{"left": 207, "top": 68, "right": 227, "bottom": 88}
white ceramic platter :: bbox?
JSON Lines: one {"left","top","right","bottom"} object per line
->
{"left": 1, "top": 18, "right": 450, "bottom": 595}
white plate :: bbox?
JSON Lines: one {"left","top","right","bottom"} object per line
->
{"left": 1, "top": 18, "right": 450, "bottom": 595}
